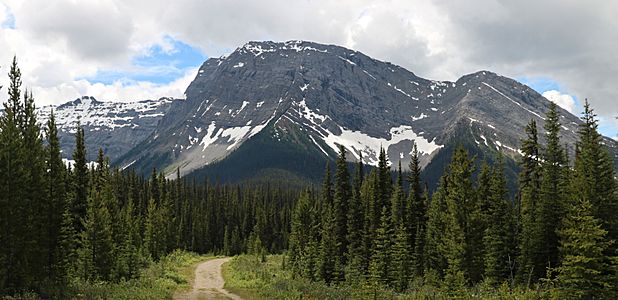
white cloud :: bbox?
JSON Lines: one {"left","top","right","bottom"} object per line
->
{"left": 542, "top": 90, "right": 577, "bottom": 114}
{"left": 0, "top": 0, "right": 617, "bottom": 136}
{"left": 32, "top": 67, "right": 198, "bottom": 106}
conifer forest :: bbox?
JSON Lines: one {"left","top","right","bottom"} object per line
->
{"left": 1, "top": 55, "right": 617, "bottom": 299}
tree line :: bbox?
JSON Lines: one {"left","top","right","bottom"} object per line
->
{"left": 0, "top": 58, "right": 296, "bottom": 298}
{"left": 288, "top": 101, "right": 618, "bottom": 298}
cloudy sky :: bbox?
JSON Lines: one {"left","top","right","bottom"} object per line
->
{"left": 0, "top": 0, "right": 616, "bottom": 138}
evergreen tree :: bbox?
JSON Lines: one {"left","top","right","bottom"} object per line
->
{"left": 483, "top": 156, "right": 517, "bottom": 285}
{"left": 390, "top": 161, "right": 405, "bottom": 227}
{"left": 72, "top": 124, "right": 89, "bottom": 233}
{"left": 573, "top": 101, "right": 617, "bottom": 249}
{"left": 368, "top": 207, "right": 392, "bottom": 287}
{"left": 424, "top": 175, "right": 449, "bottom": 278}
{"left": 345, "top": 155, "right": 365, "bottom": 283}
{"left": 391, "top": 223, "right": 411, "bottom": 292}
{"left": 333, "top": 146, "right": 351, "bottom": 269}
{"left": 517, "top": 119, "right": 543, "bottom": 284}
{"left": 442, "top": 146, "right": 476, "bottom": 285}
{"left": 44, "top": 111, "right": 67, "bottom": 283}
{"left": 537, "top": 102, "right": 567, "bottom": 276}
{"left": 21, "top": 90, "right": 47, "bottom": 283}
{"left": 412, "top": 187, "right": 429, "bottom": 277}
{"left": 377, "top": 148, "right": 392, "bottom": 213}
{"left": 56, "top": 198, "right": 77, "bottom": 290}
{"left": 407, "top": 143, "right": 426, "bottom": 276}
{"left": 317, "top": 204, "right": 338, "bottom": 284}
{"left": 79, "top": 187, "right": 115, "bottom": 281}
{"left": 144, "top": 198, "right": 165, "bottom": 260}
{"left": 289, "top": 190, "right": 313, "bottom": 277}
{"left": 469, "top": 162, "right": 492, "bottom": 282}
{"left": 555, "top": 198, "right": 615, "bottom": 299}
{"left": 0, "top": 57, "right": 29, "bottom": 292}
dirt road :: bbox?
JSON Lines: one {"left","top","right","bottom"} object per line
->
{"left": 174, "top": 257, "right": 242, "bottom": 300}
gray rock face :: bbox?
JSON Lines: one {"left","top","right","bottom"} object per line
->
{"left": 108, "top": 40, "right": 617, "bottom": 177}
{"left": 5, "top": 40, "right": 610, "bottom": 183}
{"left": 37, "top": 96, "right": 177, "bottom": 162}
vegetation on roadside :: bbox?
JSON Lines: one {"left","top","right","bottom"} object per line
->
{"left": 223, "top": 254, "right": 553, "bottom": 299}
{"left": 1, "top": 250, "right": 208, "bottom": 300}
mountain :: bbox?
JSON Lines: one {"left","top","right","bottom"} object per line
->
{"left": 109, "top": 40, "right": 616, "bottom": 184}
{"left": 37, "top": 96, "right": 178, "bottom": 162}
{"left": 37, "top": 41, "right": 616, "bottom": 185}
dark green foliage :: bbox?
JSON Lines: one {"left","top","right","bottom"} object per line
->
{"left": 483, "top": 156, "right": 517, "bottom": 285}
{"left": 443, "top": 146, "right": 478, "bottom": 284}
{"left": 72, "top": 124, "right": 89, "bottom": 233}
{"left": 289, "top": 190, "right": 314, "bottom": 277}
{"left": 333, "top": 146, "right": 351, "bottom": 267}
{"left": 391, "top": 223, "right": 411, "bottom": 292}
{"left": 390, "top": 162, "right": 405, "bottom": 228}
{"left": 345, "top": 156, "right": 365, "bottom": 283}
{"left": 317, "top": 204, "right": 339, "bottom": 284}
{"left": 517, "top": 119, "right": 543, "bottom": 284}
{"left": 407, "top": 144, "right": 426, "bottom": 277}
{"left": 573, "top": 101, "right": 617, "bottom": 247}
{"left": 555, "top": 198, "right": 614, "bottom": 299}
{"left": 424, "top": 175, "right": 449, "bottom": 277}
{"left": 538, "top": 102, "right": 567, "bottom": 274}
{"left": 368, "top": 207, "right": 392, "bottom": 287}
{"left": 0, "top": 56, "right": 29, "bottom": 293}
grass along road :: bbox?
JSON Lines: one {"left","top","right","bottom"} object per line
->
{"left": 175, "top": 257, "right": 242, "bottom": 300}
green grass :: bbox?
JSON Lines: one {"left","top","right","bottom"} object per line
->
{"left": 70, "top": 250, "right": 212, "bottom": 300}
{"left": 222, "top": 255, "right": 552, "bottom": 300}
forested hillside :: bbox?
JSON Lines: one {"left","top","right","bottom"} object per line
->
{"left": 1, "top": 57, "right": 617, "bottom": 299}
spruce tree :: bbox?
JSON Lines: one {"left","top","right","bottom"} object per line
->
{"left": 72, "top": 124, "right": 89, "bottom": 233}
{"left": 442, "top": 146, "right": 476, "bottom": 285}
{"left": 483, "top": 156, "right": 517, "bottom": 285}
{"left": 44, "top": 110, "right": 67, "bottom": 283}
{"left": 412, "top": 187, "right": 429, "bottom": 277}
{"left": 538, "top": 102, "right": 567, "bottom": 277}
{"left": 56, "top": 197, "right": 77, "bottom": 290}
{"left": 317, "top": 204, "right": 338, "bottom": 284}
{"left": 368, "top": 207, "right": 392, "bottom": 287}
{"left": 469, "top": 162, "right": 492, "bottom": 282}
{"left": 391, "top": 223, "right": 411, "bottom": 292}
{"left": 333, "top": 146, "right": 351, "bottom": 269}
{"left": 0, "top": 56, "right": 29, "bottom": 292}
{"left": 390, "top": 161, "right": 406, "bottom": 227}
{"left": 79, "top": 187, "right": 115, "bottom": 281}
{"left": 555, "top": 198, "right": 615, "bottom": 298}
{"left": 289, "top": 190, "right": 313, "bottom": 277}
{"left": 424, "top": 175, "right": 449, "bottom": 278}
{"left": 517, "top": 119, "right": 543, "bottom": 284}
{"left": 345, "top": 155, "right": 365, "bottom": 283}
{"left": 377, "top": 148, "right": 392, "bottom": 213}
{"left": 21, "top": 90, "right": 47, "bottom": 282}
{"left": 573, "top": 101, "right": 617, "bottom": 249}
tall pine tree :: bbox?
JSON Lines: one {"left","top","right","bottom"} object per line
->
{"left": 538, "top": 102, "right": 567, "bottom": 277}
{"left": 517, "top": 119, "right": 543, "bottom": 284}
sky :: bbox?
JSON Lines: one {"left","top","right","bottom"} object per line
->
{"left": 0, "top": 0, "right": 616, "bottom": 139}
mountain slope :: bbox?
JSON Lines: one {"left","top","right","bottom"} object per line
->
{"left": 37, "top": 96, "right": 178, "bottom": 162}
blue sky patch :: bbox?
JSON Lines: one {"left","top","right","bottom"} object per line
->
{"left": 517, "top": 76, "right": 618, "bottom": 137}
{"left": 1, "top": 6, "right": 15, "bottom": 29}
{"left": 517, "top": 76, "right": 562, "bottom": 94}
{"left": 86, "top": 36, "right": 207, "bottom": 85}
